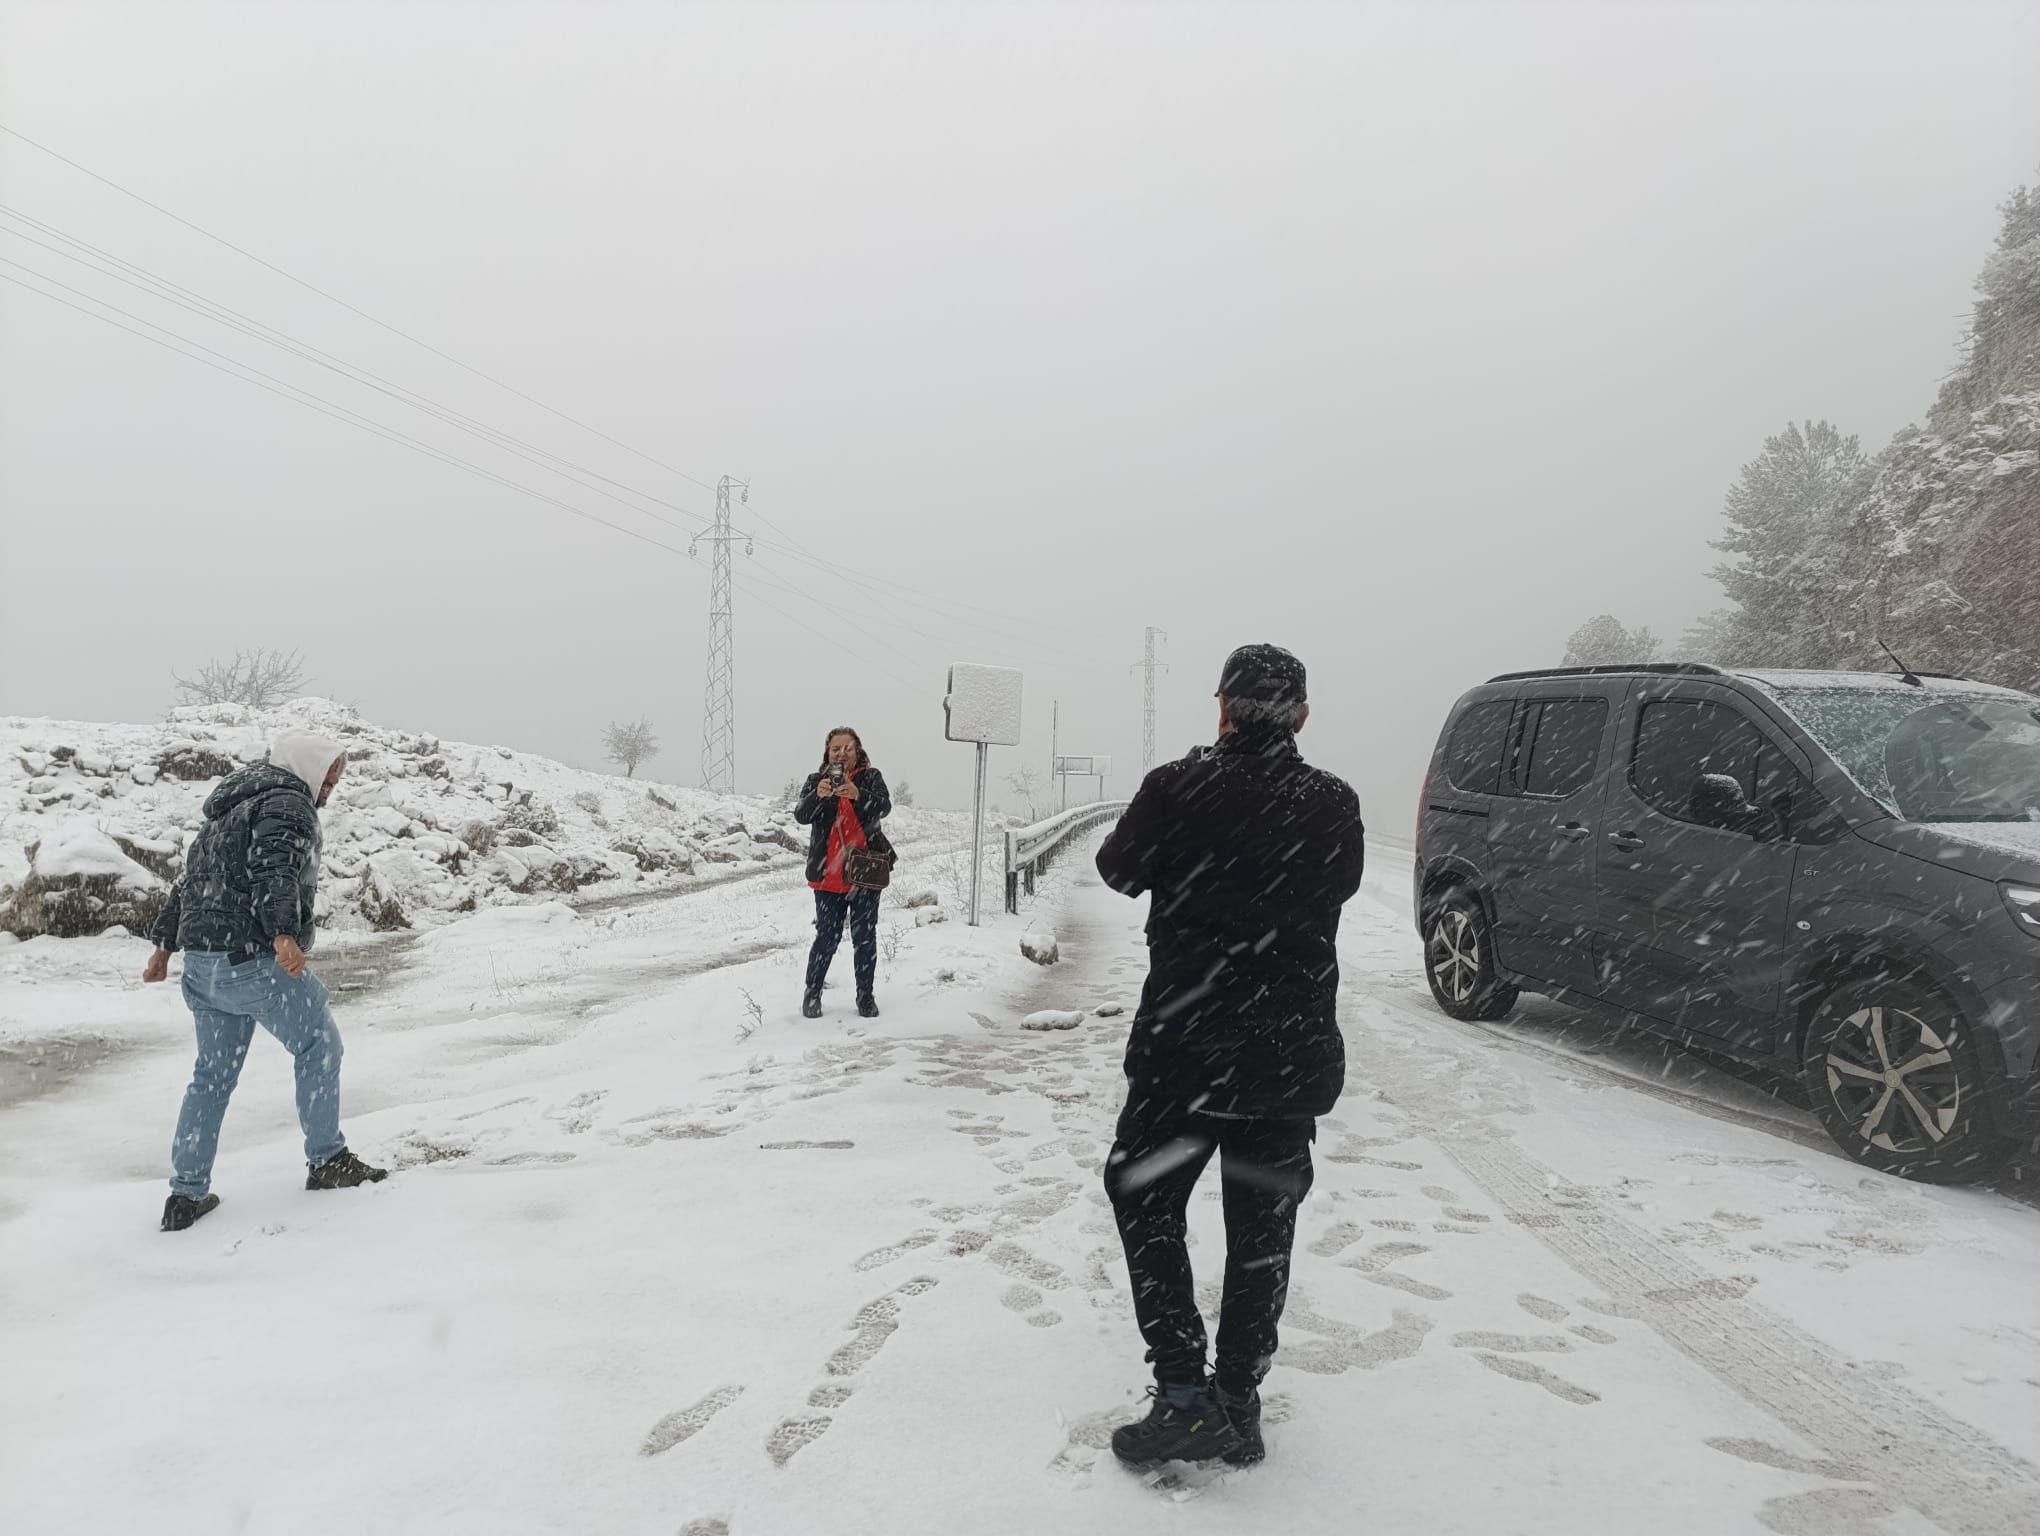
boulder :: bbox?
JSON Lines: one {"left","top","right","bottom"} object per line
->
{"left": 901, "top": 889, "right": 941, "bottom": 909}
{"left": 357, "top": 850, "right": 426, "bottom": 930}
{"left": 1, "top": 820, "right": 168, "bottom": 939}
{"left": 1093, "top": 1002, "right": 1126, "bottom": 1018}
{"left": 156, "top": 743, "right": 237, "bottom": 781}
{"left": 752, "top": 824, "right": 804, "bottom": 854}
{"left": 913, "top": 908, "right": 948, "bottom": 927}
{"left": 1020, "top": 930, "right": 1060, "bottom": 966}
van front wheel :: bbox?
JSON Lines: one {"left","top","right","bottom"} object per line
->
{"left": 1423, "top": 892, "right": 1519, "bottom": 1022}
{"left": 1802, "top": 976, "right": 2001, "bottom": 1183}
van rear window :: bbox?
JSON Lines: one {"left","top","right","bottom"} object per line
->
{"left": 1444, "top": 700, "right": 1512, "bottom": 794}
{"left": 1517, "top": 698, "right": 1608, "bottom": 798}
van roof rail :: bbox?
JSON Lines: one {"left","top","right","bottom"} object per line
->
{"left": 1485, "top": 662, "right": 1728, "bottom": 684}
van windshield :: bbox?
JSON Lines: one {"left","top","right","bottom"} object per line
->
{"left": 1768, "top": 686, "right": 2040, "bottom": 823}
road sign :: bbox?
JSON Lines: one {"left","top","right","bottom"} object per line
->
{"left": 944, "top": 663, "right": 1024, "bottom": 746}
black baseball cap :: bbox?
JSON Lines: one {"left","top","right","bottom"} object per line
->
{"left": 1215, "top": 644, "right": 1307, "bottom": 704}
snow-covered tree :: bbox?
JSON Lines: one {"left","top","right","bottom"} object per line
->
{"left": 894, "top": 780, "right": 916, "bottom": 807}
{"left": 602, "top": 718, "right": 660, "bottom": 778}
{"left": 1562, "top": 615, "right": 1662, "bottom": 667}
{"left": 1707, "top": 421, "right": 1868, "bottom": 668}
{"left": 1673, "top": 608, "right": 1739, "bottom": 665}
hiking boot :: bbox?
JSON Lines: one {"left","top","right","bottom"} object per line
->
{"left": 1215, "top": 1382, "right": 1264, "bottom": 1466}
{"left": 857, "top": 994, "right": 881, "bottom": 1019}
{"left": 802, "top": 989, "right": 824, "bottom": 1019}
{"left": 306, "top": 1149, "right": 389, "bottom": 1191}
{"left": 161, "top": 1193, "right": 220, "bottom": 1232}
{"left": 1110, "top": 1381, "right": 1242, "bottom": 1467}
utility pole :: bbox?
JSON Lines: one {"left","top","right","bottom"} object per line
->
{"left": 1131, "top": 626, "right": 1167, "bottom": 773}
{"left": 691, "top": 475, "right": 750, "bottom": 793}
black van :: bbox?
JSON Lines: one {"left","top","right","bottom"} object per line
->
{"left": 1414, "top": 663, "right": 2040, "bottom": 1181}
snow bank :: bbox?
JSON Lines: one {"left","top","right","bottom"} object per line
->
{"left": 0, "top": 697, "right": 913, "bottom": 940}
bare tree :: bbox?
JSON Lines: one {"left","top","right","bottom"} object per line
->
{"left": 603, "top": 718, "right": 660, "bottom": 778}
{"left": 1004, "top": 764, "right": 1049, "bottom": 819}
{"left": 894, "top": 779, "right": 915, "bottom": 807}
{"left": 173, "top": 648, "right": 309, "bottom": 709}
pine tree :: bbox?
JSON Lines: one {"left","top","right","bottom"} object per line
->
{"left": 1562, "top": 614, "right": 1662, "bottom": 667}
{"left": 1708, "top": 421, "right": 1868, "bottom": 668}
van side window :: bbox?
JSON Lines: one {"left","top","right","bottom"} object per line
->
{"left": 1632, "top": 700, "right": 1767, "bottom": 821}
{"left": 1444, "top": 700, "right": 1513, "bottom": 794}
{"left": 1515, "top": 699, "right": 1608, "bottom": 798}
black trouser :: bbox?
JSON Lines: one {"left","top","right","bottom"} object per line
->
{"left": 805, "top": 887, "right": 879, "bottom": 997}
{"left": 1104, "top": 1096, "right": 1316, "bottom": 1392}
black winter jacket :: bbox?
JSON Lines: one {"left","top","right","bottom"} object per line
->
{"left": 150, "top": 764, "right": 324, "bottom": 956}
{"left": 793, "top": 767, "right": 893, "bottom": 886}
{"left": 1095, "top": 727, "right": 1365, "bottom": 1118}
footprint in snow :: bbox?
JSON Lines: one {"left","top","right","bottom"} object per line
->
{"left": 641, "top": 1385, "right": 744, "bottom": 1457}
{"left": 1472, "top": 1353, "right": 1599, "bottom": 1405}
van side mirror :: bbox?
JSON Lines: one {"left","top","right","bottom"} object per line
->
{"left": 1690, "top": 773, "right": 1771, "bottom": 837}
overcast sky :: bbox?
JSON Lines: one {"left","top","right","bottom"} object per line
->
{"left": 3, "top": 0, "right": 2037, "bottom": 823}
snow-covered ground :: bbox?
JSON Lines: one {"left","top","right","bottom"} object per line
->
{"left": 3, "top": 839, "right": 2038, "bottom": 1535}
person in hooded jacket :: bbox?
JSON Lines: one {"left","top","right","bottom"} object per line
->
{"left": 793, "top": 726, "right": 892, "bottom": 1020}
{"left": 143, "top": 729, "right": 388, "bottom": 1231}
{"left": 1093, "top": 644, "right": 1365, "bottom": 1469}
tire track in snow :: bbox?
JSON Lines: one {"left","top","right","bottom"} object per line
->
{"left": 1342, "top": 987, "right": 2040, "bottom": 1536}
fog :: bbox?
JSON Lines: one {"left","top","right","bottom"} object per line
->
{"left": 3, "top": 0, "right": 2036, "bottom": 825}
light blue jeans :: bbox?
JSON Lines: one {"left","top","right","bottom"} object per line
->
{"left": 170, "top": 951, "right": 347, "bottom": 1198}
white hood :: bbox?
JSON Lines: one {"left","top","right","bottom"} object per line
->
{"left": 270, "top": 729, "right": 347, "bottom": 804}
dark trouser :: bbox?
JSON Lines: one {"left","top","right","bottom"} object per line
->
{"left": 1104, "top": 1096, "right": 1316, "bottom": 1392}
{"left": 806, "top": 886, "right": 879, "bottom": 997}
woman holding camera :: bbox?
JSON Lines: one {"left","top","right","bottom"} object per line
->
{"left": 794, "top": 726, "right": 893, "bottom": 1019}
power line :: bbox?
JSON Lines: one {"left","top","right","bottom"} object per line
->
{"left": 0, "top": 268, "right": 703, "bottom": 559}
{"left": 0, "top": 207, "right": 718, "bottom": 540}
{"left": 0, "top": 129, "right": 1097, "bottom": 663}
{"left": 1, "top": 272, "right": 951, "bottom": 705}
{"left": 0, "top": 120, "right": 722, "bottom": 494}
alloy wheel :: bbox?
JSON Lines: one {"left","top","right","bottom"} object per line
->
{"left": 1428, "top": 908, "right": 1482, "bottom": 1004}
{"left": 1824, "top": 1004, "right": 1962, "bottom": 1154}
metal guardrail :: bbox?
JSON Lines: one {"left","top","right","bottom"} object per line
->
{"left": 1003, "top": 800, "right": 1129, "bottom": 913}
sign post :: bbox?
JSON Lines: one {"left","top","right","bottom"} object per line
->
{"left": 944, "top": 663, "right": 1024, "bottom": 926}
{"left": 1054, "top": 754, "right": 1113, "bottom": 807}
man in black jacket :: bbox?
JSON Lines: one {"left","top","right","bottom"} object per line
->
{"left": 144, "top": 730, "right": 387, "bottom": 1231}
{"left": 1094, "top": 644, "right": 1365, "bottom": 1468}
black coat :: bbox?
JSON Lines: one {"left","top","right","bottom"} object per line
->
{"left": 150, "top": 763, "right": 324, "bottom": 956}
{"left": 793, "top": 766, "right": 893, "bottom": 885}
{"left": 1095, "top": 727, "right": 1366, "bottom": 1118}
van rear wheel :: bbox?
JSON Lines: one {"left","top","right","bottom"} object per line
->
{"left": 1423, "top": 891, "right": 1519, "bottom": 1022}
{"left": 1801, "top": 976, "right": 2000, "bottom": 1183}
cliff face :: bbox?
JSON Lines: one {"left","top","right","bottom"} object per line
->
{"left": 1844, "top": 186, "right": 2040, "bottom": 690}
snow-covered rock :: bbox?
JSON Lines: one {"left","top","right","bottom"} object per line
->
{"left": 1020, "top": 1009, "right": 1084, "bottom": 1031}
{"left": 900, "top": 888, "right": 940, "bottom": 909}
{"left": 913, "top": 907, "right": 948, "bottom": 927}
{"left": 1020, "top": 929, "right": 1059, "bottom": 965}
{"left": 1093, "top": 1001, "right": 1125, "bottom": 1017}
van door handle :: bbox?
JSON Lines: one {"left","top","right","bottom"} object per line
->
{"left": 1608, "top": 831, "right": 1646, "bottom": 852}
{"left": 1556, "top": 822, "right": 1591, "bottom": 842}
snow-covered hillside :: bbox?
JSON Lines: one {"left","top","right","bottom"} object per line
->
{"left": 0, "top": 698, "right": 952, "bottom": 941}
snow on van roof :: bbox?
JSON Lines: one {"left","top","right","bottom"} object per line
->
{"left": 1735, "top": 669, "right": 2032, "bottom": 698}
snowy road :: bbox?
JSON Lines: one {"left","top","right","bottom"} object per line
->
{"left": 4, "top": 839, "right": 2040, "bottom": 1535}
